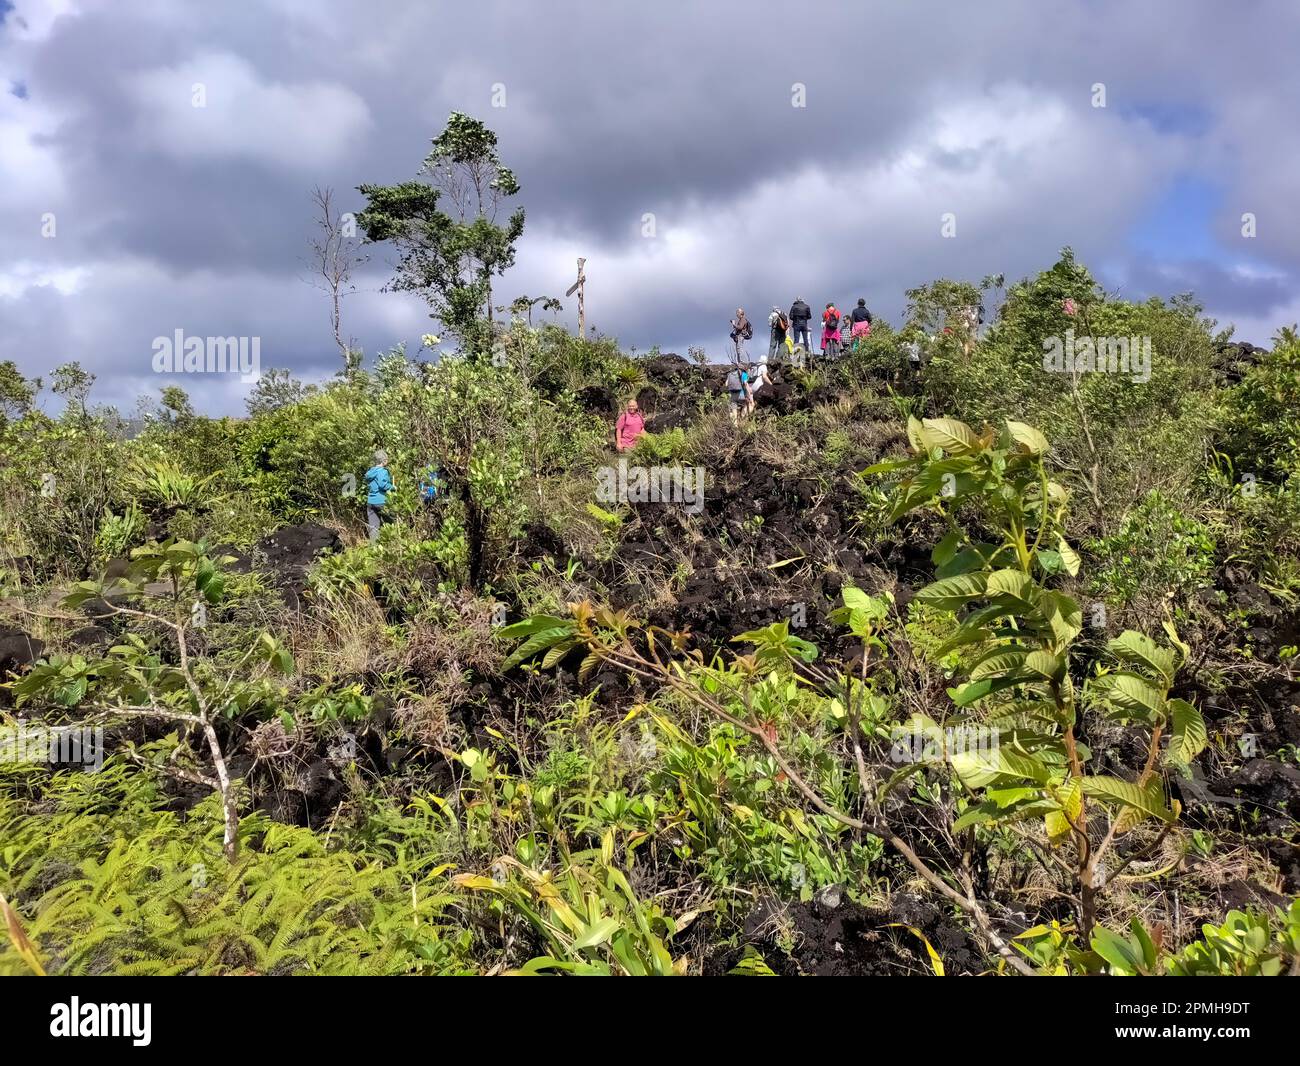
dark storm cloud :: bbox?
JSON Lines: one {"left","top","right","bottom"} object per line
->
{"left": 3, "top": 0, "right": 1300, "bottom": 413}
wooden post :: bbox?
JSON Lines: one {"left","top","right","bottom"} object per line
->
{"left": 567, "top": 257, "right": 586, "bottom": 339}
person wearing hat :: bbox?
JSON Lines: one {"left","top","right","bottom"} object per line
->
{"left": 364, "top": 448, "right": 393, "bottom": 542}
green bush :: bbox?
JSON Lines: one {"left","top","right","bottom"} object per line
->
{"left": 1088, "top": 490, "right": 1216, "bottom": 615}
{"left": 0, "top": 759, "right": 468, "bottom": 976}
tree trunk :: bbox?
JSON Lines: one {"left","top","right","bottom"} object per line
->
{"left": 466, "top": 498, "right": 486, "bottom": 589}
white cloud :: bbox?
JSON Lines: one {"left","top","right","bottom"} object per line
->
{"left": 5, "top": 0, "right": 82, "bottom": 40}
{"left": 502, "top": 84, "right": 1186, "bottom": 356}
{"left": 0, "top": 260, "right": 89, "bottom": 298}
{"left": 0, "top": 84, "right": 68, "bottom": 206}
{"left": 124, "top": 51, "right": 371, "bottom": 172}
{"left": 1, "top": 0, "right": 1297, "bottom": 414}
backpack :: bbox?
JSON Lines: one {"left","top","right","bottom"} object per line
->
{"left": 725, "top": 369, "right": 741, "bottom": 391}
{"left": 741, "top": 319, "right": 753, "bottom": 340}
{"left": 825, "top": 310, "right": 839, "bottom": 331}
{"left": 776, "top": 313, "right": 789, "bottom": 333}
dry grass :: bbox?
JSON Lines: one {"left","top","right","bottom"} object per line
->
{"left": 684, "top": 407, "right": 744, "bottom": 468}
{"left": 287, "top": 588, "right": 395, "bottom": 685}
{"left": 393, "top": 594, "right": 499, "bottom": 747}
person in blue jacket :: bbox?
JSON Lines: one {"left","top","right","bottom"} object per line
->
{"left": 364, "top": 449, "right": 393, "bottom": 541}
{"left": 418, "top": 464, "right": 442, "bottom": 508}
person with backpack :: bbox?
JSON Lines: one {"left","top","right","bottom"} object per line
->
{"left": 730, "top": 308, "right": 753, "bottom": 360}
{"left": 789, "top": 297, "right": 812, "bottom": 353}
{"left": 615, "top": 398, "right": 645, "bottom": 452}
{"left": 364, "top": 449, "right": 393, "bottom": 542}
{"left": 767, "top": 306, "right": 789, "bottom": 361}
{"left": 849, "top": 298, "right": 873, "bottom": 352}
{"left": 821, "top": 303, "right": 842, "bottom": 359}
{"left": 724, "top": 362, "right": 752, "bottom": 424}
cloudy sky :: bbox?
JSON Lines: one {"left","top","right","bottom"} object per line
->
{"left": 2, "top": 0, "right": 1298, "bottom": 414}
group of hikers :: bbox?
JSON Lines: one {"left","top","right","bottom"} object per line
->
{"left": 721, "top": 297, "right": 874, "bottom": 421}
{"left": 608, "top": 294, "right": 881, "bottom": 449}
{"left": 732, "top": 297, "right": 875, "bottom": 364}
{"left": 362, "top": 450, "right": 444, "bottom": 541}
{"left": 365, "top": 289, "right": 954, "bottom": 535}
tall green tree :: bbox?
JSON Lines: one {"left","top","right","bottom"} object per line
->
{"left": 357, "top": 112, "right": 525, "bottom": 354}
{"left": 0, "top": 360, "right": 39, "bottom": 427}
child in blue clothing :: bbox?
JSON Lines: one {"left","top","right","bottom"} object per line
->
{"left": 418, "top": 464, "right": 442, "bottom": 507}
{"left": 364, "top": 449, "right": 393, "bottom": 541}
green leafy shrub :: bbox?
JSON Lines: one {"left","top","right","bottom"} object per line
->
{"left": 1088, "top": 490, "right": 1216, "bottom": 615}
{"left": 1167, "top": 902, "right": 1300, "bottom": 976}
{"left": 873, "top": 415, "right": 1207, "bottom": 936}
{"left": 93, "top": 502, "right": 145, "bottom": 563}
{"left": 0, "top": 760, "right": 467, "bottom": 975}
{"left": 1220, "top": 328, "right": 1300, "bottom": 489}
{"left": 630, "top": 427, "right": 687, "bottom": 464}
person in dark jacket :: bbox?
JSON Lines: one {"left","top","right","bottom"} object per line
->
{"left": 849, "top": 298, "right": 873, "bottom": 352}
{"left": 789, "top": 298, "right": 812, "bottom": 353}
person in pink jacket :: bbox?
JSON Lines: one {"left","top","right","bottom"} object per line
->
{"left": 615, "top": 399, "right": 645, "bottom": 452}
{"left": 821, "top": 303, "right": 843, "bottom": 359}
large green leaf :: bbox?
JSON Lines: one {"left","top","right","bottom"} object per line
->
{"left": 935, "top": 543, "right": 1016, "bottom": 578}
{"left": 1021, "top": 650, "right": 1066, "bottom": 682}
{"left": 951, "top": 743, "right": 1052, "bottom": 788}
{"left": 931, "top": 528, "right": 962, "bottom": 567}
{"left": 1081, "top": 776, "right": 1176, "bottom": 823}
{"left": 861, "top": 457, "right": 915, "bottom": 477}
{"left": 949, "top": 672, "right": 1036, "bottom": 706}
{"left": 952, "top": 795, "right": 1060, "bottom": 832}
{"left": 502, "top": 625, "right": 577, "bottom": 671}
{"left": 1036, "top": 591, "right": 1083, "bottom": 646}
{"left": 906, "top": 415, "right": 925, "bottom": 452}
{"left": 915, "top": 573, "right": 989, "bottom": 611}
{"left": 1107, "top": 631, "right": 1177, "bottom": 685}
{"left": 986, "top": 569, "right": 1035, "bottom": 602}
{"left": 919, "top": 418, "right": 981, "bottom": 455}
{"left": 498, "top": 615, "right": 569, "bottom": 639}
{"left": 1165, "top": 698, "right": 1208, "bottom": 768}
{"left": 1005, "top": 421, "right": 1051, "bottom": 456}
{"left": 1088, "top": 671, "right": 1165, "bottom": 720}
{"left": 1056, "top": 537, "right": 1081, "bottom": 577}
{"left": 969, "top": 648, "right": 1031, "bottom": 681}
